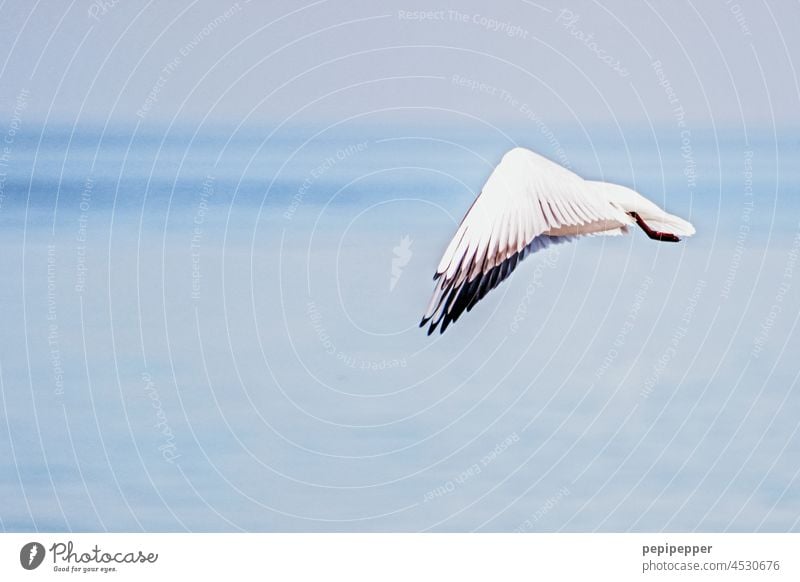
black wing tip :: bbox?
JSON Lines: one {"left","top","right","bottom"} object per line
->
{"left": 440, "top": 317, "right": 451, "bottom": 334}
{"left": 420, "top": 312, "right": 450, "bottom": 336}
{"left": 422, "top": 235, "right": 557, "bottom": 337}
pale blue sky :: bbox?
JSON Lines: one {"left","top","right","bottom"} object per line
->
{"left": 0, "top": 0, "right": 797, "bottom": 126}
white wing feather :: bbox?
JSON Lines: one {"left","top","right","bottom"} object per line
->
{"left": 421, "top": 148, "right": 633, "bottom": 333}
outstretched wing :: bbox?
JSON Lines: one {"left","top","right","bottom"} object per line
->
{"left": 420, "top": 147, "right": 632, "bottom": 335}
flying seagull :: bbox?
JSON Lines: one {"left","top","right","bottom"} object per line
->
{"left": 420, "top": 147, "right": 695, "bottom": 335}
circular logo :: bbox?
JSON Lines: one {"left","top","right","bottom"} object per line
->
{"left": 19, "top": 542, "right": 45, "bottom": 570}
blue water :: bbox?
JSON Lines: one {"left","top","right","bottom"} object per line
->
{"left": 0, "top": 121, "right": 798, "bottom": 531}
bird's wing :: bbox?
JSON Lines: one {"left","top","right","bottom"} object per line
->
{"left": 420, "top": 147, "right": 632, "bottom": 334}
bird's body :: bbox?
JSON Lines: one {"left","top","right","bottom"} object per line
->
{"left": 420, "top": 147, "right": 695, "bottom": 334}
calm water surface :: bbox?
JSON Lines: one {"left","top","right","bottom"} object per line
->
{"left": 0, "top": 123, "right": 798, "bottom": 531}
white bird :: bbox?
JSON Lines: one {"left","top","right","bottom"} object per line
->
{"left": 420, "top": 147, "right": 695, "bottom": 335}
